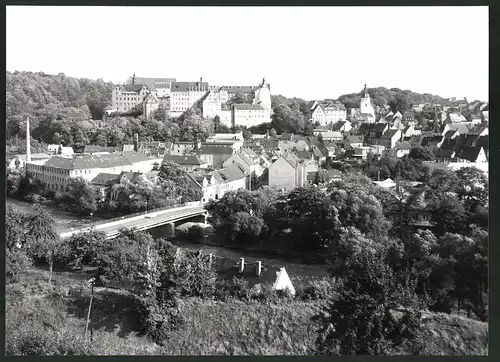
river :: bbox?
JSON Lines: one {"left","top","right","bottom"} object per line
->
{"left": 8, "top": 198, "right": 330, "bottom": 281}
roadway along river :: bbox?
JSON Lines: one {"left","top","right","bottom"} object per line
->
{"left": 8, "top": 198, "right": 330, "bottom": 281}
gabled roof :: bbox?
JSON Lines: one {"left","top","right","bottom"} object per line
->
{"left": 435, "top": 149, "right": 455, "bottom": 158}
{"left": 162, "top": 154, "right": 206, "bottom": 165}
{"left": 444, "top": 130, "right": 458, "bottom": 139}
{"left": 121, "top": 84, "right": 147, "bottom": 93}
{"left": 119, "top": 171, "right": 144, "bottom": 183}
{"left": 122, "top": 151, "right": 153, "bottom": 163}
{"left": 381, "top": 129, "right": 401, "bottom": 139}
{"left": 455, "top": 146, "right": 484, "bottom": 162}
{"left": 91, "top": 173, "right": 121, "bottom": 186}
{"left": 467, "top": 125, "right": 487, "bottom": 136}
{"left": 357, "top": 123, "right": 387, "bottom": 136}
{"left": 233, "top": 104, "right": 265, "bottom": 111}
{"left": 439, "top": 139, "right": 459, "bottom": 151}
{"left": 171, "top": 81, "right": 209, "bottom": 92}
{"left": 45, "top": 154, "right": 133, "bottom": 171}
{"left": 216, "top": 163, "right": 246, "bottom": 182}
{"left": 312, "top": 146, "right": 326, "bottom": 158}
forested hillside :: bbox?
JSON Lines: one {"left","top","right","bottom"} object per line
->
{"left": 337, "top": 87, "right": 453, "bottom": 112}
{"left": 6, "top": 71, "right": 114, "bottom": 140}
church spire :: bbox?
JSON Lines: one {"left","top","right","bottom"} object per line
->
{"left": 363, "top": 84, "right": 370, "bottom": 98}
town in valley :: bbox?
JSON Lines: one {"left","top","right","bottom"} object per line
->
{"left": 5, "top": 5, "right": 489, "bottom": 357}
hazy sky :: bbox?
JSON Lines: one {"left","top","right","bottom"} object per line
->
{"left": 7, "top": 6, "right": 489, "bottom": 101}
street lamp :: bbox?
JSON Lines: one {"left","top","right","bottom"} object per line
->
{"left": 89, "top": 212, "right": 94, "bottom": 229}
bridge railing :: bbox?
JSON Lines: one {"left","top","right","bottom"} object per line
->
{"left": 89, "top": 201, "right": 205, "bottom": 228}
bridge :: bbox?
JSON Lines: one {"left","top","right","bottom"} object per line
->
{"left": 59, "top": 202, "right": 208, "bottom": 240}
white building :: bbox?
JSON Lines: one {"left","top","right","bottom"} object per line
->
{"left": 359, "top": 84, "right": 376, "bottom": 122}
{"left": 112, "top": 82, "right": 151, "bottom": 113}
{"left": 232, "top": 104, "right": 271, "bottom": 128}
{"left": 169, "top": 79, "right": 209, "bottom": 112}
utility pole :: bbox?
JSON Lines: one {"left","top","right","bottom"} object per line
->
{"left": 85, "top": 277, "right": 96, "bottom": 343}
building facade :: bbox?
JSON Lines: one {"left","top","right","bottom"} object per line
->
{"left": 169, "top": 79, "right": 209, "bottom": 112}
{"left": 112, "top": 83, "right": 151, "bottom": 113}
{"left": 232, "top": 104, "right": 271, "bottom": 128}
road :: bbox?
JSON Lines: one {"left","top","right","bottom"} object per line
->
{"left": 60, "top": 205, "right": 206, "bottom": 239}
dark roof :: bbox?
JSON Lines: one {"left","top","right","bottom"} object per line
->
{"left": 294, "top": 150, "right": 313, "bottom": 160}
{"left": 381, "top": 129, "right": 400, "bottom": 139}
{"left": 439, "top": 139, "right": 459, "bottom": 151}
{"left": 421, "top": 135, "right": 443, "bottom": 147}
{"left": 357, "top": 123, "right": 387, "bottom": 136}
{"left": 403, "top": 111, "right": 415, "bottom": 119}
{"left": 171, "top": 81, "right": 209, "bottom": 92}
{"left": 216, "top": 163, "right": 246, "bottom": 182}
{"left": 223, "top": 85, "right": 258, "bottom": 94}
{"left": 199, "top": 146, "right": 235, "bottom": 155}
{"left": 83, "top": 145, "right": 119, "bottom": 154}
{"left": 345, "top": 135, "right": 363, "bottom": 143}
{"left": 45, "top": 154, "right": 132, "bottom": 170}
{"left": 444, "top": 130, "right": 458, "bottom": 139}
{"left": 233, "top": 104, "right": 265, "bottom": 111}
{"left": 122, "top": 151, "right": 153, "bottom": 163}
{"left": 280, "top": 133, "right": 294, "bottom": 141}
{"left": 312, "top": 146, "right": 326, "bottom": 158}
{"left": 119, "top": 171, "right": 144, "bottom": 182}
{"left": 162, "top": 154, "right": 206, "bottom": 165}
{"left": 260, "top": 140, "right": 280, "bottom": 150}
{"left": 130, "top": 77, "right": 176, "bottom": 90}
{"left": 434, "top": 149, "right": 455, "bottom": 158}
{"left": 455, "top": 146, "right": 483, "bottom": 162}
{"left": 91, "top": 173, "right": 121, "bottom": 186}
{"left": 121, "top": 84, "right": 147, "bottom": 93}
{"left": 467, "top": 125, "right": 487, "bottom": 136}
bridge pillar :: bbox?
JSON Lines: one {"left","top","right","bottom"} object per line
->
{"left": 166, "top": 222, "right": 175, "bottom": 237}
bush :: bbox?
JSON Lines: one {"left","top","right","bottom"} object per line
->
{"left": 6, "top": 248, "right": 32, "bottom": 284}
{"left": 296, "top": 277, "right": 339, "bottom": 301}
{"left": 187, "top": 225, "right": 206, "bottom": 243}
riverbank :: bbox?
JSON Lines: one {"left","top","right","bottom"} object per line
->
{"left": 7, "top": 198, "right": 103, "bottom": 233}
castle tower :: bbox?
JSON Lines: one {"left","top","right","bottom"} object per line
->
{"left": 26, "top": 117, "right": 31, "bottom": 162}
{"left": 253, "top": 77, "right": 272, "bottom": 110}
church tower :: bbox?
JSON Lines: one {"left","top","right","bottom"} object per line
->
{"left": 359, "top": 84, "right": 375, "bottom": 122}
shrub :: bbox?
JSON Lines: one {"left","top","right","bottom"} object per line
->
{"left": 297, "top": 277, "right": 339, "bottom": 301}
{"left": 6, "top": 248, "right": 32, "bottom": 284}
{"left": 187, "top": 225, "right": 206, "bottom": 243}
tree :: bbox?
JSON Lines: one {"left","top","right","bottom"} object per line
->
{"left": 6, "top": 204, "right": 33, "bottom": 283}
{"left": 428, "top": 194, "right": 467, "bottom": 235}
{"left": 60, "top": 230, "right": 107, "bottom": 270}
{"left": 269, "top": 128, "right": 277, "bottom": 138}
{"left": 57, "top": 177, "right": 98, "bottom": 215}
{"left": 25, "top": 204, "right": 61, "bottom": 283}
{"left": 206, "top": 188, "right": 278, "bottom": 243}
{"left": 271, "top": 104, "right": 305, "bottom": 134}
{"left": 409, "top": 146, "right": 434, "bottom": 161}
{"left": 315, "top": 246, "right": 424, "bottom": 355}
{"left": 454, "top": 167, "right": 488, "bottom": 210}
{"left": 267, "top": 187, "right": 341, "bottom": 252}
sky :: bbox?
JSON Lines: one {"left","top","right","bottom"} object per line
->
{"left": 6, "top": 6, "right": 489, "bottom": 101}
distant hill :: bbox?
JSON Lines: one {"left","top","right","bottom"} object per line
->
{"left": 6, "top": 71, "right": 114, "bottom": 133}
{"left": 337, "top": 87, "right": 453, "bottom": 112}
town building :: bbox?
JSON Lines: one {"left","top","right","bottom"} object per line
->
{"left": 231, "top": 104, "right": 271, "bottom": 128}
{"left": 198, "top": 145, "right": 236, "bottom": 168}
{"left": 125, "top": 75, "right": 176, "bottom": 98}
{"left": 169, "top": 79, "right": 209, "bottom": 113}
{"left": 375, "top": 129, "right": 402, "bottom": 149}
{"left": 171, "top": 140, "right": 200, "bottom": 155}
{"left": 268, "top": 153, "right": 307, "bottom": 191}
{"left": 112, "top": 77, "right": 151, "bottom": 114}
{"left": 26, "top": 153, "right": 161, "bottom": 193}
{"left": 83, "top": 145, "right": 120, "bottom": 155}
{"left": 162, "top": 154, "right": 208, "bottom": 172}
{"left": 187, "top": 163, "right": 247, "bottom": 202}
{"left": 144, "top": 92, "right": 160, "bottom": 118}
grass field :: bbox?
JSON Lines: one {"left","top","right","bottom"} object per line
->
{"left": 5, "top": 268, "right": 488, "bottom": 356}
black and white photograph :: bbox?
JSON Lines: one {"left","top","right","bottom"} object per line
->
{"left": 5, "top": 5, "right": 489, "bottom": 356}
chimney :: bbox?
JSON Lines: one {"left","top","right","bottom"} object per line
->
{"left": 239, "top": 257, "right": 245, "bottom": 273}
{"left": 133, "top": 133, "right": 139, "bottom": 152}
{"left": 26, "top": 117, "right": 31, "bottom": 162}
{"left": 132, "top": 73, "right": 136, "bottom": 85}
{"left": 256, "top": 261, "right": 262, "bottom": 276}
